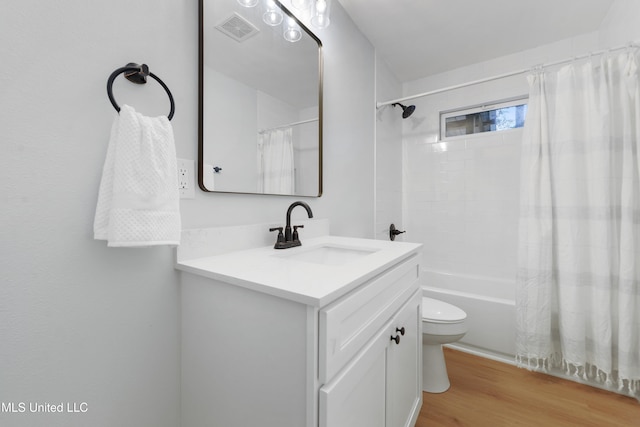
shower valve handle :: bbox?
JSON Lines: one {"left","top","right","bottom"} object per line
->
{"left": 389, "top": 224, "right": 406, "bottom": 241}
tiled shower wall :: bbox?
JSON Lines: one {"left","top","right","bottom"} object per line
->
{"left": 404, "top": 129, "right": 522, "bottom": 283}
{"left": 401, "top": 57, "right": 530, "bottom": 289}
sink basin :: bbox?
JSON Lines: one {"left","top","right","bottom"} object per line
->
{"left": 277, "top": 244, "right": 379, "bottom": 266}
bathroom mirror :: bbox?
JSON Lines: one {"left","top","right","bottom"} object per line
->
{"left": 199, "top": 0, "right": 323, "bottom": 196}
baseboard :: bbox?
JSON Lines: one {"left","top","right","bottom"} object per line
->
{"left": 444, "top": 343, "right": 517, "bottom": 366}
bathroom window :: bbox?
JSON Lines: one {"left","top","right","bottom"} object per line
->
{"left": 440, "top": 97, "right": 528, "bottom": 139}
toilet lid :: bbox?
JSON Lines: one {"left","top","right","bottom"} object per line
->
{"left": 422, "top": 297, "right": 467, "bottom": 322}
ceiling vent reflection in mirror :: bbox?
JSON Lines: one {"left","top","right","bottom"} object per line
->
{"left": 215, "top": 12, "right": 260, "bottom": 42}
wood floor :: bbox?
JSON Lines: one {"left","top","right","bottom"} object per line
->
{"left": 416, "top": 348, "right": 640, "bottom": 427}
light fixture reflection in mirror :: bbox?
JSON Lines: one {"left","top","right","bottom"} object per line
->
{"left": 284, "top": 17, "right": 302, "bottom": 43}
{"left": 237, "top": 0, "right": 258, "bottom": 7}
{"left": 311, "top": 0, "right": 330, "bottom": 29}
{"left": 263, "top": 0, "right": 284, "bottom": 26}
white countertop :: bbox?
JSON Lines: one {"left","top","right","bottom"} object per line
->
{"left": 176, "top": 235, "right": 422, "bottom": 307}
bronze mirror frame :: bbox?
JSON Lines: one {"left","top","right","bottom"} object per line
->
{"left": 198, "top": 0, "right": 323, "bottom": 197}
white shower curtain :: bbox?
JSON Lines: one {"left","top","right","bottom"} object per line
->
{"left": 257, "top": 128, "right": 295, "bottom": 194}
{"left": 516, "top": 49, "right": 640, "bottom": 398}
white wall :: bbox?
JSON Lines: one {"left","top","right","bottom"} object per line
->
{"left": 205, "top": 67, "right": 259, "bottom": 191}
{"left": 374, "top": 56, "right": 403, "bottom": 241}
{"left": 599, "top": 0, "right": 640, "bottom": 47}
{"left": 0, "top": 1, "right": 375, "bottom": 426}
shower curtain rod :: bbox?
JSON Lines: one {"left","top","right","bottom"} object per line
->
{"left": 376, "top": 40, "right": 640, "bottom": 108}
{"left": 258, "top": 117, "right": 318, "bottom": 134}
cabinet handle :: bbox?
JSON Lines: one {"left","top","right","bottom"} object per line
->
{"left": 390, "top": 335, "right": 400, "bottom": 345}
{"left": 396, "top": 327, "right": 405, "bottom": 336}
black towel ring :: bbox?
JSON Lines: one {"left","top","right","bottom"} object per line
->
{"left": 106, "top": 63, "right": 175, "bottom": 120}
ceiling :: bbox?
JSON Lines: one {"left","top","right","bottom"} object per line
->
{"left": 337, "top": 0, "right": 614, "bottom": 82}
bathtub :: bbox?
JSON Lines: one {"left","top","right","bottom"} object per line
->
{"left": 421, "top": 269, "right": 516, "bottom": 364}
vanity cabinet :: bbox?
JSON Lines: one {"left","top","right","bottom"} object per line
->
{"left": 319, "top": 291, "right": 422, "bottom": 427}
{"left": 178, "top": 235, "right": 422, "bottom": 427}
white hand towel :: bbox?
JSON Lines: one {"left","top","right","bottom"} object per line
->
{"left": 94, "top": 104, "right": 181, "bottom": 247}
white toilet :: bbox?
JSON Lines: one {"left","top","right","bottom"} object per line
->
{"left": 422, "top": 297, "right": 468, "bottom": 393}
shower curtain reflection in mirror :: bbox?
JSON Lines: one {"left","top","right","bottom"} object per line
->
{"left": 257, "top": 127, "right": 295, "bottom": 194}
{"left": 515, "top": 48, "right": 640, "bottom": 399}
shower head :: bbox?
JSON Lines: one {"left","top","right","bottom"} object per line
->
{"left": 391, "top": 102, "right": 416, "bottom": 119}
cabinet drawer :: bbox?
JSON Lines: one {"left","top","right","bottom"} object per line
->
{"left": 319, "top": 254, "right": 419, "bottom": 383}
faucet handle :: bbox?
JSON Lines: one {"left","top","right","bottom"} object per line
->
{"left": 292, "top": 225, "right": 304, "bottom": 242}
{"left": 269, "top": 227, "right": 284, "bottom": 244}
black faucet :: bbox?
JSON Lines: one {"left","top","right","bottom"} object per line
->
{"left": 269, "top": 201, "right": 314, "bottom": 249}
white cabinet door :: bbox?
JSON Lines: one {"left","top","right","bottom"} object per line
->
{"left": 319, "top": 256, "right": 419, "bottom": 383}
{"left": 319, "top": 325, "right": 390, "bottom": 427}
{"left": 386, "top": 291, "right": 422, "bottom": 427}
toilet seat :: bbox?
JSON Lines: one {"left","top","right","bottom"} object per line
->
{"left": 422, "top": 297, "right": 466, "bottom": 323}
